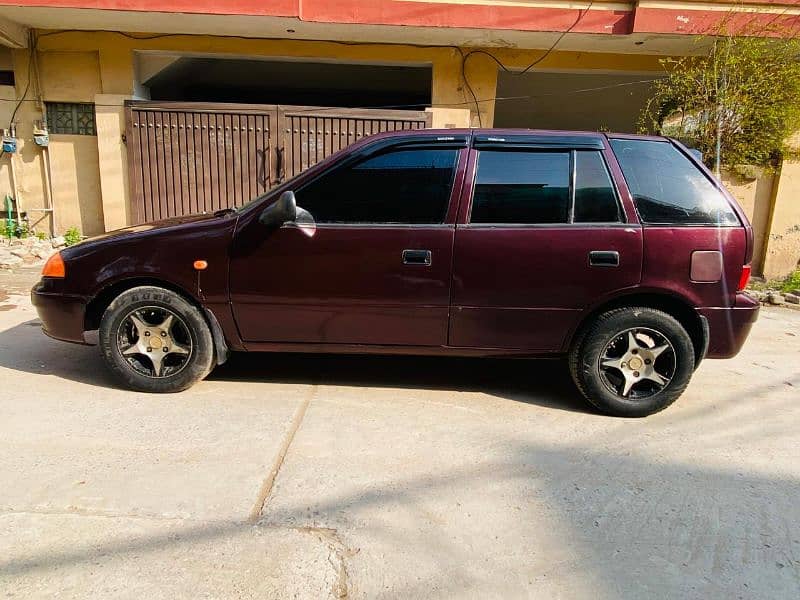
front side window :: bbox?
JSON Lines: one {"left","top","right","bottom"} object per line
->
{"left": 295, "top": 147, "right": 458, "bottom": 224}
{"left": 471, "top": 151, "right": 570, "bottom": 224}
{"left": 610, "top": 139, "right": 739, "bottom": 225}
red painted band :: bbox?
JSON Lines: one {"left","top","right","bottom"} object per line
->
{"left": 0, "top": 0, "right": 299, "bottom": 18}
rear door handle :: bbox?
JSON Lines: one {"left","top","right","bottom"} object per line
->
{"left": 589, "top": 250, "right": 620, "bottom": 267}
{"left": 402, "top": 249, "right": 432, "bottom": 266}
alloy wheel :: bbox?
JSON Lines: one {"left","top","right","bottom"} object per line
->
{"left": 116, "top": 306, "right": 193, "bottom": 378}
{"left": 597, "top": 327, "right": 676, "bottom": 400}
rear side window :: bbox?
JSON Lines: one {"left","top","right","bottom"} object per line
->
{"left": 471, "top": 151, "right": 570, "bottom": 224}
{"left": 296, "top": 148, "right": 458, "bottom": 224}
{"left": 610, "top": 139, "right": 739, "bottom": 225}
{"left": 574, "top": 151, "right": 620, "bottom": 223}
{"left": 470, "top": 149, "right": 621, "bottom": 224}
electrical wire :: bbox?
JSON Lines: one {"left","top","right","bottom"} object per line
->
{"left": 459, "top": 1, "right": 595, "bottom": 126}
{"left": 8, "top": 46, "right": 34, "bottom": 127}
{"left": 1, "top": 31, "right": 37, "bottom": 161}
{"left": 35, "top": 28, "right": 463, "bottom": 51}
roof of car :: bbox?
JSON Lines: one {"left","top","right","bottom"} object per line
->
{"left": 361, "top": 128, "right": 669, "bottom": 143}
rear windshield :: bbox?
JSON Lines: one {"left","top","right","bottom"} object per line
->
{"left": 610, "top": 139, "right": 739, "bottom": 225}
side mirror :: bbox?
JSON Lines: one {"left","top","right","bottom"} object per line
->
{"left": 259, "top": 190, "right": 297, "bottom": 228}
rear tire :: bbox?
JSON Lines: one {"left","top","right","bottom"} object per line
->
{"left": 99, "top": 286, "right": 215, "bottom": 392}
{"left": 569, "top": 307, "right": 695, "bottom": 417}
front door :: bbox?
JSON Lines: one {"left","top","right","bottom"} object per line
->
{"left": 229, "top": 140, "right": 465, "bottom": 346}
{"left": 450, "top": 137, "right": 643, "bottom": 351}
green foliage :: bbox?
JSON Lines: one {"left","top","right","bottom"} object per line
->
{"left": 2, "top": 220, "right": 29, "bottom": 239}
{"left": 780, "top": 269, "right": 800, "bottom": 293}
{"left": 36, "top": 231, "right": 47, "bottom": 240}
{"left": 64, "top": 227, "right": 82, "bottom": 246}
{"left": 639, "top": 31, "right": 800, "bottom": 169}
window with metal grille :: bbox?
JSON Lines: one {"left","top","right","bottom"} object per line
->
{"left": 46, "top": 102, "right": 97, "bottom": 135}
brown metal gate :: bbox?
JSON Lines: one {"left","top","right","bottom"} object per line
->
{"left": 126, "top": 102, "right": 431, "bottom": 224}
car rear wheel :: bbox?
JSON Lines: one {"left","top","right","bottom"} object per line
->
{"left": 99, "top": 286, "right": 215, "bottom": 392}
{"left": 569, "top": 307, "right": 695, "bottom": 417}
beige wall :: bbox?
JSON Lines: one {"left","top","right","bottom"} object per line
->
{"left": 762, "top": 160, "right": 800, "bottom": 279}
{"left": 0, "top": 82, "right": 15, "bottom": 206}
{"left": 48, "top": 134, "right": 104, "bottom": 235}
{"left": 39, "top": 50, "right": 101, "bottom": 101}
{"left": 2, "top": 47, "right": 106, "bottom": 237}
{"left": 426, "top": 107, "right": 471, "bottom": 129}
{"left": 721, "top": 169, "right": 776, "bottom": 276}
{"left": 94, "top": 93, "right": 131, "bottom": 231}
{"left": 6, "top": 48, "right": 48, "bottom": 234}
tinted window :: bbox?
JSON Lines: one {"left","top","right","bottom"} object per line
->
{"left": 471, "top": 151, "right": 570, "bottom": 224}
{"left": 574, "top": 151, "right": 621, "bottom": 223}
{"left": 295, "top": 148, "right": 458, "bottom": 224}
{"left": 610, "top": 139, "right": 739, "bottom": 225}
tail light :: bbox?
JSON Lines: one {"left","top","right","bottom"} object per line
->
{"left": 42, "top": 252, "right": 65, "bottom": 278}
{"left": 737, "top": 264, "right": 751, "bottom": 291}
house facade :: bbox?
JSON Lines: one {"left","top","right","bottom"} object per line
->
{"left": 0, "top": 0, "right": 798, "bottom": 277}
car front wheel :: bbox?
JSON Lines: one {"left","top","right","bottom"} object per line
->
{"left": 569, "top": 307, "right": 695, "bottom": 417}
{"left": 99, "top": 286, "right": 215, "bottom": 392}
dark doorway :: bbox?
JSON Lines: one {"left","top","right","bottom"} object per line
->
{"left": 493, "top": 71, "right": 660, "bottom": 133}
{"left": 145, "top": 58, "right": 432, "bottom": 109}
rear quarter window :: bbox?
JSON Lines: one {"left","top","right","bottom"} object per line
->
{"left": 609, "top": 139, "right": 739, "bottom": 226}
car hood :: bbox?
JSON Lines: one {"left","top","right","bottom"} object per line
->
{"left": 63, "top": 213, "right": 229, "bottom": 255}
{"left": 89, "top": 213, "right": 222, "bottom": 242}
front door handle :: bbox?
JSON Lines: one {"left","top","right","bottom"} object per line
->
{"left": 589, "top": 250, "right": 620, "bottom": 267}
{"left": 402, "top": 249, "right": 432, "bottom": 266}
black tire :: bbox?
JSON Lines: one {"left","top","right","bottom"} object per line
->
{"left": 99, "top": 286, "right": 215, "bottom": 392}
{"left": 569, "top": 307, "right": 695, "bottom": 417}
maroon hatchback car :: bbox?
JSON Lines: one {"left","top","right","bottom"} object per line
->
{"left": 32, "top": 129, "right": 759, "bottom": 416}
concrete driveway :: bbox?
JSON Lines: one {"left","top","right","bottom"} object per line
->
{"left": 1, "top": 267, "right": 799, "bottom": 599}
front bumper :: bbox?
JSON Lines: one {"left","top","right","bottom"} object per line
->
{"left": 31, "top": 281, "right": 90, "bottom": 344}
{"left": 698, "top": 293, "right": 760, "bottom": 359}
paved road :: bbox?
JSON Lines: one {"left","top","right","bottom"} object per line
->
{"left": 1, "top": 268, "right": 799, "bottom": 599}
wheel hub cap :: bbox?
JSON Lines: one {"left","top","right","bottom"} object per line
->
{"left": 116, "top": 307, "right": 193, "bottom": 378}
{"left": 598, "top": 328, "right": 676, "bottom": 400}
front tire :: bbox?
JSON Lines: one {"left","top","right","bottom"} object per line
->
{"left": 569, "top": 307, "right": 695, "bottom": 417}
{"left": 99, "top": 286, "right": 215, "bottom": 392}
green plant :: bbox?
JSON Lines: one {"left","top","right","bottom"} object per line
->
{"left": 780, "top": 269, "right": 800, "bottom": 293}
{"left": 639, "top": 25, "right": 800, "bottom": 170}
{"left": 36, "top": 231, "right": 47, "bottom": 240}
{"left": 2, "top": 220, "right": 29, "bottom": 239}
{"left": 64, "top": 227, "right": 82, "bottom": 246}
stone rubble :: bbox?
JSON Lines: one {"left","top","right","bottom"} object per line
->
{"left": 0, "top": 236, "right": 63, "bottom": 269}
{"left": 767, "top": 292, "right": 785, "bottom": 305}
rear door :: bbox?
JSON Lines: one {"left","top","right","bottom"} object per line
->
{"left": 229, "top": 135, "right": 468, "bottom": 346}
{"left": 449, "top": 133, "right": 643, "bottom": 351}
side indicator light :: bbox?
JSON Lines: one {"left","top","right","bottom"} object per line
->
{"left": 738, "top": 264, "right": 752, "bottom": 291}
{"left": 193, "top": 260, "right": 208, "bottom": 271}
{"left": 42, "top": 252, "right": 65, "bottom": 278}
